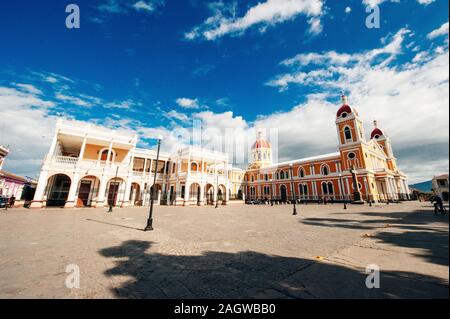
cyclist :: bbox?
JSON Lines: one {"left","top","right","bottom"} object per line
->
{"left": 432, "top": 194, "right": 445, "bottom": 215}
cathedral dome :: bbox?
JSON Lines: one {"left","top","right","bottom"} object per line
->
{"left": 336, "top": 94, "right": 353, "bottom": 118}
{"left": 371, "top": 128, "right": 384, "bottom": 139}
{"left": 370, "top": 120, "right": 384, "bottom": 139}
{"left": 252, "top": 138, "right": 271, "bottom": 149}
{"left": 252, "top": 131, "right": 271, "bottom": 149}
{"left": 337, "top": 104, "right": 352, "bottom": 118}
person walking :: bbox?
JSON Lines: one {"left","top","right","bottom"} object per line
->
{"left": 9, "top": 196, "right": 16, "bottom": 208}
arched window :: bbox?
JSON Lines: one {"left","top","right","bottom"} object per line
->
{"left": 285, "top": 171, "right": 289, "bottom": 179}
{"left": 344, "top": 127, "right": 352, "bottom": 141}
{"left": 299, "top": 184, "right": 308, "bottom": 196}
{"left": 328, "top": 182, "right": 334, "bottom": 195}
{"left": 99, "top": 148, "right": 115, "bottom": 162}
{"left": 280, "top": 171, "right": 285, "bottom": 180}
{"left": 321, "top": 165, "right": 329, "bottom": 176}
{"left": 322, "top": 182, "right": 328, "bottom": 195}
{"left": 191, "top": 162, "right": 198, "bottom": 172}
{"left": 299, "top": 168, "right": 305, "bottom": 178}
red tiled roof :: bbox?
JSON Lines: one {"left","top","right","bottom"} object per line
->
{"left": 371, "top": 128, "right": 384, "bottom": 139}
{"left": 337, "top": 104, "right": 352, "bottom": 117}
{"left": 252, "top": 139, "right": 271, "bottom": 149}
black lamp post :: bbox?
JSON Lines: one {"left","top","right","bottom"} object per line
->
{"left": 339, "top": 173, "right": 347, "bottom": 210}
{"left": 289, "top": 164, "right": 298, "bottom": 215}
{"left": 215, "top": 174, "right": 219, "bottom": 209}
{"left": 144, "top": 135, "right": 163, "bottom": 232}
{"left": 108, "top": 165, "right": 119, "bottom": 213}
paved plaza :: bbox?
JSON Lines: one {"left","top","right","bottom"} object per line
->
{"left": 0, "top": 201, "right": 448, "bottom": 299}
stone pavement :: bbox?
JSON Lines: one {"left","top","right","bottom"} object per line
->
{"left": 0, "top": 201, "right": 448, "bottom": 299}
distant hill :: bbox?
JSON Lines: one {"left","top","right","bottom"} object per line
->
{"left": 409, "top": 180, "right": 433, "bottom": 193}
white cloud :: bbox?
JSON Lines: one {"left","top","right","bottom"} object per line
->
{"left": 268, "top": 28, "right": 411, "bottom": 90}
{"left": 363, "top": 0, "right": 435, "bottom": 7}
{"left": 427, "top": 22, "right": 449, "bottom": 39}
{"left": 97, "top": 0, "right": 163, "bottom": 15}
{"left": 0, "top": 87, "right": 57, "bottom": 178}
{"left": 133, "top": 1, "right": 155, "bottom": 12}
{"left": 104, "top": 99, "right": 141, "bottom": 109}
{"left": 55, "top": 93, "right": 92, "bottom": 108}
{"left": 185, "top": 0, "right": 324, "bottom": 41}
{"left": 98, "top": 0, "right": 127, "bottom": 14}
{"left": 13, "top": 83, "right": 42, "bottom": 95}
{"left": 265, "top": 27, "right": 449, "bottom": 183}
{"left": 164, "top": 110, "right": 190, "bottom": 122}
{"left": 417, "top": 0, "right": 436, "bottom": 5}
{"left": 176, "top": 97, "right": 200, "bottom": 109}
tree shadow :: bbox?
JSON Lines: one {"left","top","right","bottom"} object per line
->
{"left": 301, "top": 209, "right": 449, "bottom": 267}
{"left": 99, "top": 240, "right": 448, "bottom": 299}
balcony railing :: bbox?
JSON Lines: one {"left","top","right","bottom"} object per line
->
{"left": 45, "top": 156, "right": 131, "bottom": 174}
{"left": 50, "top": 156, "right": 78, "bottom": 166}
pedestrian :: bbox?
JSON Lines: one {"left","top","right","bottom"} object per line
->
{"left": 9, "top": 196, "right": 16, "bottom": 208}
{"left": 432, "top": 194, "right": 444, "bottom": 214}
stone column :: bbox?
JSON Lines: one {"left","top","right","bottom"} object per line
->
{"left": 184, "top": 182, "right": 190, "bottom": 206}
{"left": 30, "top": 170, "right": 49, "bottom": 208}
{"left": 65, "top": 173, "right": 80, "bottom": 208}
{"left": 403, "top": 180, "right": 411, "bottom": 200}
{"left": 48, "top": 130, "right": 60, "bottom": 157}
{"left": 106, "top": 142, "right": 113, "bottom": 166}
{"left": 345, "top": 178, "right": 351, "bottom": 199}
{"left": 122, "top": 178, "right": 132, "bottom": 207}
{"left": 224, "top": 184, "right": 229, "bottom": 205}
{"left": 96, "top": 176, "right": 108, "bottom": 208}
{"left": 199, "top": 183, "right": 205, "bottom": 206}
{"left": 213, "top": 184, "right": 218, "bottom": 205}
{"left": 78, "top": 136, "right": 87, "bottom": 165}
{"left": 157, "top": 189, "right": 162, "bottom": 205}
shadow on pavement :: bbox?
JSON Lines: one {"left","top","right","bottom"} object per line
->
{"left": 301, "top": 208, "right": 449, "bottom": 267}
{"left": 99, "top": 240, "right": 449, "bottom": 299}
{"left": 86, "top": 219, "right": 145, "bottom": 232}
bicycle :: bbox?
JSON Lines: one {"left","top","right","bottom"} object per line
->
{"left": 434, "top": 203, "right": 448, "bottom": 216}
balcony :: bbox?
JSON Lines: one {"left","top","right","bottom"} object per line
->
{"left": 45, "top": 156, "right": 131, "bottom": 175}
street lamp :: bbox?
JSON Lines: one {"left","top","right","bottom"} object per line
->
{"left": 215, "top": 174, "right": 219, "bottom": 209}
{"left": 339, "top": 173, "right": 347, "bottom": 210}
{"left": 289, "top": 164, "right": 298, "bottom": 216}
{"left": 144, "top": 135, "right": 163, "bottom": 232}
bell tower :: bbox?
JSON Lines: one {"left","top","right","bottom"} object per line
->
{"left": 336, "top": 94, "right": 367, "bottom": 171}
{"left": 370, "top": 120, "right": 398, "bottom": 172}
{"left": 336, "top": 94, "right": 366, "bottom": 146}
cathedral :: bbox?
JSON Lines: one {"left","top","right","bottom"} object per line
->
{"left": 245, "top": 95, "right": 410, "bottom": 203}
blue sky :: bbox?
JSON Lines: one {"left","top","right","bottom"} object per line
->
{"left": 0, "top": 0, "right": 449, "bottom": 183}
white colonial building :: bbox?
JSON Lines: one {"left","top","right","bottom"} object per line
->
{"left": 31, "top": 120, "right": 245, "bottom": 208}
